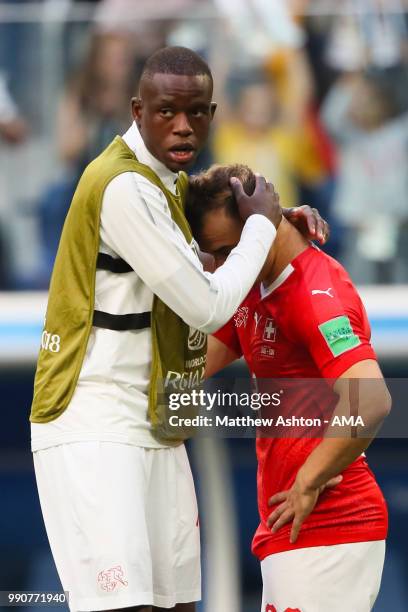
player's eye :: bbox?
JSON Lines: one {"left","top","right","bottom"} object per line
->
{"left": 191, "top": 108, "right": 208, "bottom": 118}
{"left": 159, "top": 108, "right": 174, "bottom": 118}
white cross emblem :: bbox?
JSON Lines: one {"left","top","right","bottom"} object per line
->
{"left": 263, "top": 318, "right": 276, "bottom": 342}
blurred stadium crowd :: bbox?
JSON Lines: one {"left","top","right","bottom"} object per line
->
{"left": 0, "top": 0, "right": 407, "bottom": 290}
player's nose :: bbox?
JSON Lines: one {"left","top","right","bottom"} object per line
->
{"left": 173, "top": 113, "right": 193, "bottom": 136}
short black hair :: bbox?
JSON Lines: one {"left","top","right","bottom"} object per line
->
{"left": 186, "top": 164, "right": 256, "bottom": 241}
{"left": 141, "top": 46, "right": 213, "bottom": 89}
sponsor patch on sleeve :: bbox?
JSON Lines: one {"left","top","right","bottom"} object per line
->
{"left": 318, "top": 315, "right": 361, "bottom": 357}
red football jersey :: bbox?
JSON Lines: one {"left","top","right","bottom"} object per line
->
{"left": 215, "top": 245, "right": 388, "bottom": 559}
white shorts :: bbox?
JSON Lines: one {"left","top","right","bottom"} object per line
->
{"left": 33, "top": 442, "right": 201, "bottom": 611}
{"left": 261, "top": 540, "right": 385, "bottom": 612}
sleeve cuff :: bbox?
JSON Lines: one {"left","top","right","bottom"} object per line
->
{"left": 321, "top": 345, "right": 378, "bottom": 382}
{"left": 242, "top": 214, "right": 277, "bottom": 250}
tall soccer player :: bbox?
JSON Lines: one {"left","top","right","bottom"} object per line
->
{"left": 30, "top": 47, "right": 327, "bottom": 612}
{"left": 187, "top": 164, "right": 391, "bottom": 612}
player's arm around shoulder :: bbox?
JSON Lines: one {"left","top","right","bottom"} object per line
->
{"left": 99, "top": 171, "right": 282, "bottom": 334}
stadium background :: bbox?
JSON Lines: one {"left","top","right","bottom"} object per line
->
{"left": 0, "top": 1, "right": 407, "bottom": 610}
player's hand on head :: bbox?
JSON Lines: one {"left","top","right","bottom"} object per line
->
{"left": 266, "top": 473, "right": 342, "bottom": 543}
{"left": 283, "top": 205, "right": 330, "bottom": 245}
{"left": 230, "top": 174, "right": 282, "bottom": 229}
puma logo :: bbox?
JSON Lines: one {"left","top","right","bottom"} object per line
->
{"left": 311, "top": 288, "right": 334, "bottom": 298}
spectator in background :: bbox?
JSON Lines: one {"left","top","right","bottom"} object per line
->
{"left": 0, "top": 71, "right": 28, "bottom": 288}
{"left": 0, "top": 71, "right": 27, "bottom": 145}
{"left": 302, "top": 0, "right": 408, "bottom": 267}
{"left": 93, "top": 0, "right": 198, "bottom": 66}
{"left": 213, "top": 77, "right": 326, "bottom": 209}
{"left": 322, "top": 68, "right": 408, "bottom": 284}
{"left": 38, "top": 30, "right": 137, "bottom": 285}
{"left": 325, "top": 1, "right": 408, "bottom": 73}
{"left": 214, "top": 0, "right": 305, "bottom": 68}
{"left": 57, "top": 30, "right": 136, "bottom": 172}
{"left": 212, "top": 0, "right": 339, "bottom": 255}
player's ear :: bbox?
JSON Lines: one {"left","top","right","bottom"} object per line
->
{"left": 131, "top": 97, "right": 143, "bottom": 126}
{"left": 210, "top": 102, "right": 217, "bottom": 120}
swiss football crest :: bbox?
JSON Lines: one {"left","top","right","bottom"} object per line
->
{"left": 234, "top": 306, "right": 249, "bottom": 328}
{"left": 98, "top": 565, "right": 128, "bottom": 591}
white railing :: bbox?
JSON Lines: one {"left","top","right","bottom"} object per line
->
{"left": 0, "top": 287, "right": 407, "bottom": 366}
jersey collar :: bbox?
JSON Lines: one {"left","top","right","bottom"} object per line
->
{"left": 122, "top": 121, "right": 179, "bottom": 194}
{"left": 260, "top": 263, "right": 295, "bottom": 300}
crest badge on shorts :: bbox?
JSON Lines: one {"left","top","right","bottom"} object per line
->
{"left": 265, "top": 605, "right": 301, "bottom": 612}
{"left": 98, "top": 565, "right": 128, "bottom": 591}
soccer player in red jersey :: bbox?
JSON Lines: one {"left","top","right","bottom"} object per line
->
{"left": 186, "top": 164, "right": 391, "bottom": 612}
